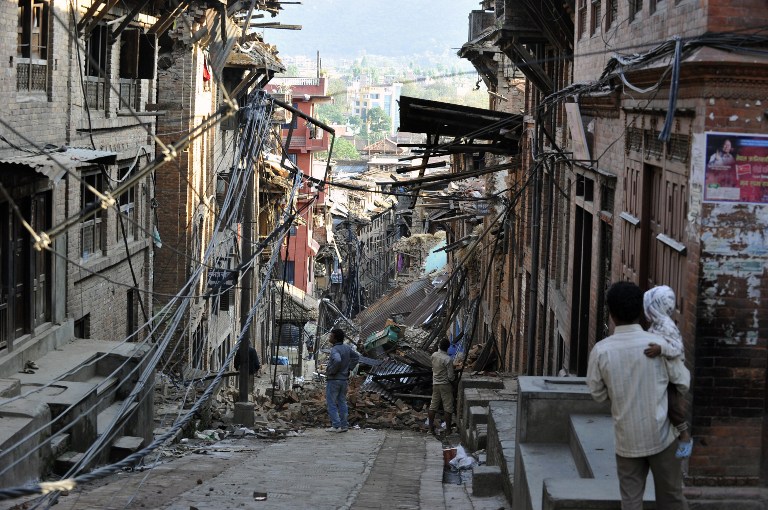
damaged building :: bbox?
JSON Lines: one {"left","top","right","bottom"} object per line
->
{"left": 448, "top": 0, "right": 768, "bottom": 487}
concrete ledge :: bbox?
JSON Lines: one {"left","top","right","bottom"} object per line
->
{"left": 487, "top": 400, "right": 517, "bottom": 503}
{"left": 0, "top": 379, "right": 21, "bottom": 398}
{"left": 569, "top": 414, "right": 616, "bottom": 479}
{"left": 0, "top": 321, "right": 74, "bottom": 379}
{"left": 514, "top": 443, "right": 580, "bottom": 510}
{"left": 473, "top": 465, "right": 503, "bottom": 497}
{"left": 0, "top": 399, "right": 52, "bottom": 487}
{"left": 543, "top": 478, "right": 654, "bottom": 510}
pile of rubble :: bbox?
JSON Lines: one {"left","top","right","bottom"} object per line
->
{"left": 248, "top": 375, "right": 430, "bottom": 431}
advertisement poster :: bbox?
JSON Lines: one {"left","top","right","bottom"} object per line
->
{"left": 704, "top": 132, "right": 768, "bottom": 204}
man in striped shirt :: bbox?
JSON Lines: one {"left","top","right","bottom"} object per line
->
{"left": 587, "top": 281, "right": 690, "bottom": 510}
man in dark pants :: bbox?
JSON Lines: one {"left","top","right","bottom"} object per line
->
{"left": 587, "top": 281, "right": 690, "bottom": 509}
{"left": 325, "top": 329, "right": 359, "bottom": 433}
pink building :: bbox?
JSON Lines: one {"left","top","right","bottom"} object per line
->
{"left": 265, "top": 78, "right": 331, "bottom": 295}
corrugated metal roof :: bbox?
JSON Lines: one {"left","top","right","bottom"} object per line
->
{"left": 0, "top": 147, "right": 117, "bottom": 184}
{"left": 403, "top": 289, "right": 446, "bottom": 330}
{"left": 356, "top": 277, "right": 434, "bottom": 340}
{"left": 360, "top": 358, "right": 428, "bottom": 401}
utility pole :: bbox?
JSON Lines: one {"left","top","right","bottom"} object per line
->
{"left": 235, "top": 166, "right": 255, "bottom": 426}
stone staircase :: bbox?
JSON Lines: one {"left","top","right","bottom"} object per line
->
{"left": 0, "top": 340, "right": 153, "bottom": 486}
{"left": 457, "top": 375, "right": 768, "bottom": 510}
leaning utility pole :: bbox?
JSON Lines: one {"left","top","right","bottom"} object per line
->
{"left": 235, "top": 164, "right": 256, "bottom": 426}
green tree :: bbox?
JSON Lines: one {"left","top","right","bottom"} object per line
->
{"left": 367, "top": 107, "right": 391, "bottom": 142}
{"left": 317, "top": 137, "right": 360, "bottom": 161}
{"left": 316, "top": 102, "right": 346, "bottom": 125}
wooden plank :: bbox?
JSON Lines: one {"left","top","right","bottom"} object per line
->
{"left": 81, "top": 0, "right": 121, "bottom": 39}
{"left": 77, "top": 0, "right": 106, "bottom": 33}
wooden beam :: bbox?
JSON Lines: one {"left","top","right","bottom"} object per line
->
{"left": 109, "top": 0, "right": 152, "bottom": 42}
{"left": 81, "top": 0, "right": 121, "bottom": 39}
{"left": 148, "top": 0, "right": 192, "bottom": 35}
{"left": 395, "top": 161, "right": 446, "bottom": 174}
{"left": 77, "top": 0, "right": 107, "bottom": 33}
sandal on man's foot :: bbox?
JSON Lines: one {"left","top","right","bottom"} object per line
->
{"left": 25, "top": 361, "right": 39, "bottom": 370}
{"left": 676, "top": 439, "right": 693, "bottom": 459}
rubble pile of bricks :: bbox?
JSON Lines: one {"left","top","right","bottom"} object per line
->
{"left": 252, "top": 375, "right": 430, "bottom": 431}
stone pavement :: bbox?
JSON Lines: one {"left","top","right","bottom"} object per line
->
{"left": 0, "top": 428, "right": 508, "bottom": 510}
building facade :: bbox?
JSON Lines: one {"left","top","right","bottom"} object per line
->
{"left": 456, "top": 0, "right": 768, "bottom": 485}
{"left": 0, "top": 0, "right": 161, "bottom": 368}
{"left": 265, "top": 77, "right": 331, "bottom": 296}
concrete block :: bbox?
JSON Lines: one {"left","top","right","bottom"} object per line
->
{"left": 542, "top": 478, "right": 654, "bottom": 510}
{"left": 472, "top": 465, "right": 503, "bottom": 497}
{"left": 54, "top": 451, "right": 86, "bottom": 475}
{"left": 110, "top": 435, "right": 144, "bottom": 462}
{"left": 569, "top": 414, "right": 616, "bottom": 479}
{"left": 469, "top": 405, "right": 488, "bottom": 430}
{"left": 50, "top": 433, "right": 70, "bottom": 457}
{"left": 0, "top": 379, "right": 20, "bottom": 398}
{"left": 515, "top": 443, "right": 579, "bottom": 510}
{"left": 234, "top": 402, "right": 255, "bottom": 427}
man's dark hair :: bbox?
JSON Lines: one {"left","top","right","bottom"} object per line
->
{"left": 606, "top": 281, "right": 643, "bottom": 323}
{"left": 330, "top": 328, "right": 345, "bottom": 344}
{"left": 439, "top": 338, "right": 450, "bottom": 352}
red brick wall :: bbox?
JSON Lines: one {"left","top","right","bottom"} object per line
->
{"left": 687, "top": 79, "right": 768, "bottom": 483}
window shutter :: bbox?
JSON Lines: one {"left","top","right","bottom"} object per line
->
{"left": 119, "top": 29, "right": 139, "bottom": 78}
{"left": 137, "top": 33, "right": 156, "bottom": 79}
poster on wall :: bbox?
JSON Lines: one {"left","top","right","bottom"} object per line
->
{"left": 704, "top": 132, "right": 768, "bottom": 204}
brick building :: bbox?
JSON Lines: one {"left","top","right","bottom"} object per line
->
{"left": 0, "top": 0, "right": 162, "bottom": 369}
{"left": 455, "top": 0, "right": 768, "bottom": 485}
{"left": 153, "top": 7, "right": 284, "bottom": 374}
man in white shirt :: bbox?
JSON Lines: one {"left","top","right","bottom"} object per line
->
{"left": 587, "top": 281, "right": 690, "bottom": 510}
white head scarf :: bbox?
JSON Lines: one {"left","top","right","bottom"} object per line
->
{"left": 643, "top": 285, "right": 683, "bottom": 358}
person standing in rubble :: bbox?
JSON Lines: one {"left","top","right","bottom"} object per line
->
{"left": 428, "top": 338, "right": 455, "bottom": 436}
{"left": 325, "top": 329, "right": 359, "bottom": 433}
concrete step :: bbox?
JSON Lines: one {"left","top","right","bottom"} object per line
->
{"left": 110, "top": 435, "right": 144, "bottom": 463}
{"left": 543, "top": 478, "right": 637, "bottom": 510}
{"left": 569, "top": 414, "right": 616, "bottom": 479}
{"left": 515, "top": 443, "right": 580, "bottom": 510}
{"left": 97, "top": 400, "right": 139, "bottom": 436}
{"left": 54, "top": 451, "right": 85, "bottom": 476}
{"left": 472, "top": 465, "right": 503, "bottom": 497}
{"left": 50, "top": 433, "right": 70, "bottom": 457}
{"left": 90, "top": 375, "right": 119, "bottom": 397}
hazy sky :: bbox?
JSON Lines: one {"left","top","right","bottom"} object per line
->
{"left": 261, "top": 0, "right": 481, "bottom": 59}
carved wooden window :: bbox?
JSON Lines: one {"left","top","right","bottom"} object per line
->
{"left": 577, "top": 0, "right": 587, "bottom": 38}
{"left": 85, "top": 24, "right": 109, "bottom": 111}
{"left": 605, "top": 0, "right": 618, "bottom": 28}
{"left": 590, "top": 0, "right": 602, "bottom": 36}
{"left": 17, "top": 0, "right": 49, "bottom": 92}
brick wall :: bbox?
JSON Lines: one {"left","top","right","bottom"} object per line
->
{"left": 0, "top": 0, "right": 156, "bottom": 343}
{"left": 686, "top": 80, "right": 768, "bottom": 483}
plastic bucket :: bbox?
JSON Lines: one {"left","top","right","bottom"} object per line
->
{"left": 443, "top": 447, "right": 457, "bottom": 466}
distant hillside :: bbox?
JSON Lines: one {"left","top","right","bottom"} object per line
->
{"left": 264, "top": 0, "right": 479, "bottom": 60}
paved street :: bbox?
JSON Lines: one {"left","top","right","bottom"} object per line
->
{"left": 2, "top": 428, "right": 507, "bottom": 510}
